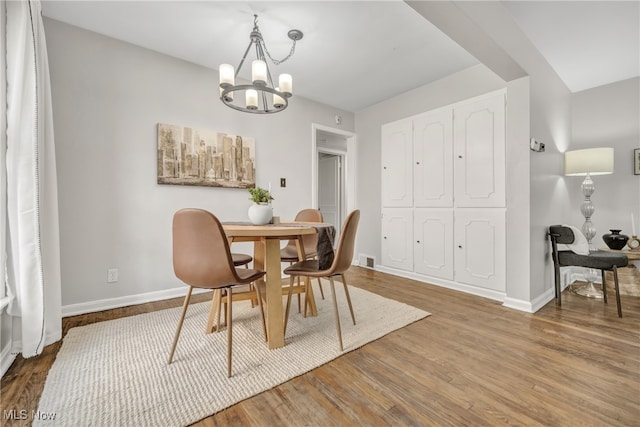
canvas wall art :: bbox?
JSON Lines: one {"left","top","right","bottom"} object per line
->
{"left": 157, "top": 123, "right": 256, "bottom": 188}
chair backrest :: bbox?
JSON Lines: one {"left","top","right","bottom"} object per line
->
{"left": 173, "top": 208, "right": 240, "bottom": 289}
{"left": 326, "top": 210, "right": 360, "bottom": 275}
{"left": 285, "top": 209, "right": 323, "bottom": 254}
{"left": 549, "top": 225, "right": 575, "bottom": 245}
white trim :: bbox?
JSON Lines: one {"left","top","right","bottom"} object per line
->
{"left": 318, "top": 146, "right": 347, "bottom": 156}
{"left": 61, "top": 286, "right": 211, "bottom": 317}
{"left": 0, "top": 297, "right": 10, "bottom": 311}
{"left": 503, "top": 288, "right": 554, "bottom": 313}
{"left": 311, "top": 123, "right": 357, "bottom": 215}
{"left": 376, "top": 265, "right": 507, "bottom": 303}
{"left": 1, "top": 342, "right": 16, "bottom": 379}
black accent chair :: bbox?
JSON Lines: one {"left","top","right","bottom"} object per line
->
{"left": 548, "top": 225, "right": 628, "bottom": 317}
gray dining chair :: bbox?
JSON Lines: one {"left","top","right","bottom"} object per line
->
{"left": 548, "top": 225, "right": 628, "bottom": 317}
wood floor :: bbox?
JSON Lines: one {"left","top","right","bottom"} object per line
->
{"left": 2, "top": 267, "right": 639, "bottom": 426}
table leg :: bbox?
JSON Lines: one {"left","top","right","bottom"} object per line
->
{"left": 205, "top": 289, "right": 222, "bottom": 334}
{"left": 258, "top": 239, "right": 285, "bottom": 349}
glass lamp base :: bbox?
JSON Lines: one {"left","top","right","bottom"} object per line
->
{"left": 571, "top": 282, "right": 604, "bottom": 299}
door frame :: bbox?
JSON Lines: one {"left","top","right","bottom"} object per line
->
{"left": 311, "top": 124, "right": 357, "bottom": 217}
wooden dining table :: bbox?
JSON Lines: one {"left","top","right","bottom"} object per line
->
{"left": 209, "top": 222, "right": 320, "bottom": 349}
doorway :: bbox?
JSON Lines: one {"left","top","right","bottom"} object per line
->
{"left": 318, "top": 151, "right": 344, "bottom": 231}
{"left": 311, "top": 124, "right": 356, "bottom": 240}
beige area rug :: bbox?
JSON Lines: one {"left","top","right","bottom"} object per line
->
{"left": 35, "top": 283, "right": 430, "bottom": 426}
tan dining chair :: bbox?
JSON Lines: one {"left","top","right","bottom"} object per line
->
{"left": 284, "top": 210, "right": 360, "bottom": 351}
{"left": 208, "top": 247, "right": 262, "bottom": 336}
{"left": 231, "top": 253, "right": 253, "bottom": 268}
{"left": 281, "top": 209, "right": 325, "bottom": 313}
{"left": 169, "top": 208, "right": 266, "bottom": 377}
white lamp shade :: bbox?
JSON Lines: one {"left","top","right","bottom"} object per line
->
{"left": 564, "top": 147, "right": 614, "bottom": 176}
{"left": 246, "top": 89, "right": 258, "bottom": 109}
{"left": 219, "top": 64, "right": 234, "bottom": 87}
{"left": 279, "top": 74, "right": 292, "bottom": 96}
{"left": 273, "top": 89, "right": 285, "bottom": 108}
{"left": 252, "top": 60, "right": 267, "bottom": 85}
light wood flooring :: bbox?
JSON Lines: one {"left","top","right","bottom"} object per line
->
{"left": 2, "top": 267, "right": 639, "bottom": 426}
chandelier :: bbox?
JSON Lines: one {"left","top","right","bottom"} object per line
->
{"left": 219, "top": 15, "right": 303, "bottom": 114}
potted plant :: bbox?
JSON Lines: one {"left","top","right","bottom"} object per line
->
{"left": 247, "top": 187, "right": 274, "bottom": 225}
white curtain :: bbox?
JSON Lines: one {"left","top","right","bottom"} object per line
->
{"left": 5, "top": 0, "right": 61, "bottom": 357}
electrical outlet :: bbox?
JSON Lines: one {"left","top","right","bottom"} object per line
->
{"left": 107, "top": 268, "right": 119, "bottom": 283}
{"left": 280, "top": 178, "right": 286, "bottom": 187}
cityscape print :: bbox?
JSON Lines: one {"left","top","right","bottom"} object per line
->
{"left": 157, "top": 123, "right": 256, "bottom": 188}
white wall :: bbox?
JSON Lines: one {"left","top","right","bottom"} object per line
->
{"left": 43, "top": 18, "right": 354, "bottom": 310}
{"left": 527, "top": 67, "right": 572, "bottom": 302}
{"left": 570, "top": 77, "right": 640, "bottom": 239}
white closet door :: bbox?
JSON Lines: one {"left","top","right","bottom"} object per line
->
{"left": 381, "top": 208, "right": 413, "bottom": 271}
{"left": 414, "top": 109, "right": 453, "bottom": 207}
{"left": 414, "top": 209, "right": 454, "bottom": 280}
{"left": 454, "top": 209, "right": 505, "bottom": 291}
{"left": 381, "top": 120, "right": 413, "bottom": 207}
{"left": 453, "top": 94, "right": 505, "bottom": 207}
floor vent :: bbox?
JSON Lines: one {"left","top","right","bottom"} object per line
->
{"left": 358, "top": 254, "right": 376, "bottom": 269}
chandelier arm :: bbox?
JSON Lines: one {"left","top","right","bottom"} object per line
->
{"left": 255, "top": 42, "right": 276, "bottom": 88}
{"left": 235, "top": 40, "right": 255, "bottom": 78}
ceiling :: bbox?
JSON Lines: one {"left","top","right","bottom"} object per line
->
{"left": 40, "top": 1, "right": 639, "bottom": 112}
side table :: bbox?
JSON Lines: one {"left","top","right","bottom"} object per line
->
{"left": 600, "top": 248, "right": 640, "bottom": 297}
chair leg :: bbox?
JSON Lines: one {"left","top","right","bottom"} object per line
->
{"left": 601, "top": 270, "right": 608, "bottom": 304}
{"left": 303, "top": 277, "right": 311, "bottom": 318}
{"left": 613, "top": 266, "right": 622, "bottom": 318}
{"left": 317, "top": 278, "right": 325, "bottom": 299}
{"left": 553, "top": 263, "right": 562, "bottom": 305}
{"left": 340, "top": 274, "right": 356, "bottom": 325}
{"left": 297, "top": 276, "right": 302, "bottom": 314}
{"left": 284, "top": 275, "right": 295, "bottom": 336}
{"left": 254, "top": 282, "right": 267, "bottom": 341}
{"left": 227, "top": 287, "right": 233, "bottom": 378}
{"left": 329, "top": 277, "right": 344, "bottom": 352}
{"left": 168, "top": 287, "right": 193, "bottom": 364}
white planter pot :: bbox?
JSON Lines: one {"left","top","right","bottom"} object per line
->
{"left": 248, "top": 203, "right": 273, "bottom": 225}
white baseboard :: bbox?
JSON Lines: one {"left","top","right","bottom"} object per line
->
{"left": 375, "top": 265, "right": 507, "bottom": 303}
{"left": 1, "top": 342, "right": 16, "bottom": 379}
{"left": 503, "top": 288, "right": 555, "bottom": 313}
{"left": 62, "top": 286, "right": 211, "bottom": 317}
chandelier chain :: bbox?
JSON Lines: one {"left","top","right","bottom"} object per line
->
{"left": 253, "top": 14, "right": 297, "bottom": 66}
{"left": 260, "top": 39, "right": 297, "bottom": 66}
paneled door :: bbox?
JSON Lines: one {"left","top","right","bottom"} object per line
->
{"left": 453, "top": 94, "right": 505, "bottom": 207}
{"left": 414, "top": 109, "right": 453, "bottom": 207}
{"left": 381, "top": 208, "right": 413, "bottom": 271}
{"left": 454, "top": 209, "right": 505, "bottom": 291}
{"left": 414, "top": 209, "right": 454, "bottom": 279}
{"left": 381, "top": 120, "right": 413, "bottom": 207}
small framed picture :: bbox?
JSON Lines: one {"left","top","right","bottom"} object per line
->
{"left": 636, "top": 148, "right": 640, "bottom": 175}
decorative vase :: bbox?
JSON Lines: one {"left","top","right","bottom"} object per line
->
{"left": 248, "top": 203, "right": 273, "bottom": 225}
{"left": 602, "top": 229, "right": 629, "bottom": 250}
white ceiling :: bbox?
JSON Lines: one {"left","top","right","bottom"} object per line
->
{"left": 40, "top": 1, "right": 639, "bottom": 112}
{"left": 503, "top": 1, "right": 639, "bottom": 93}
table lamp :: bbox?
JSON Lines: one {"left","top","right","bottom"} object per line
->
{"left": 564, "top": 147, "right": 614, "bottom": 297}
